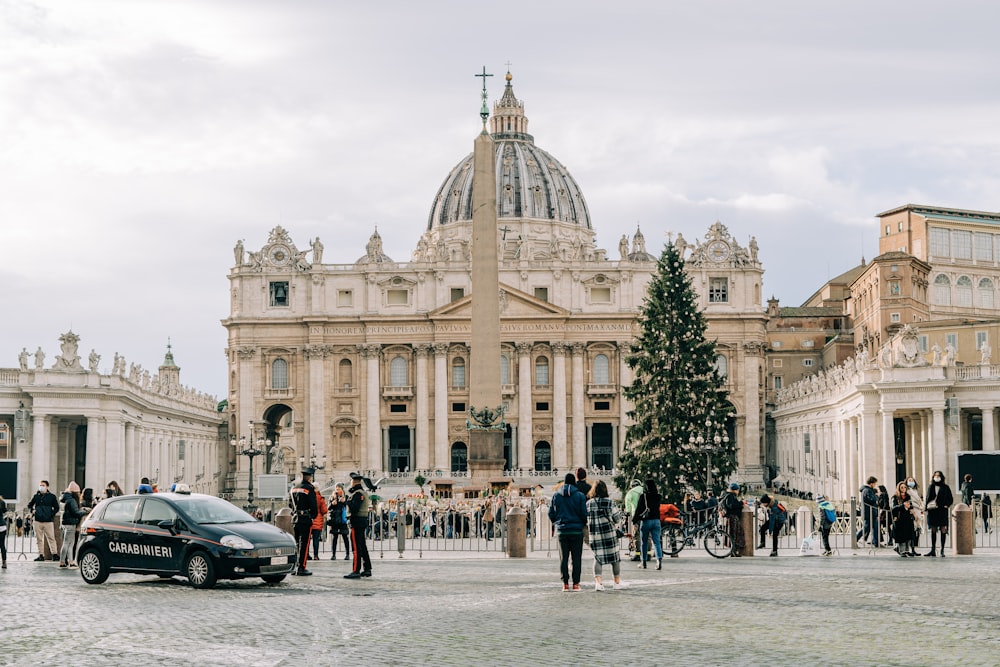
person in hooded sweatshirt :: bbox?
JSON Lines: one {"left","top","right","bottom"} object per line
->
{"left": 548, "top": 472, "right": 588, "bottom": 591}
{"left": 58, "top": 482, "right": 88, "bottom": 568}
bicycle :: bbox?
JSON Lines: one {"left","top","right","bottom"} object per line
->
{"left": 661, "top": 509, "right": 734, "bottom": 558}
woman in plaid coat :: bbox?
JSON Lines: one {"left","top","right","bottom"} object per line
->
{"left": 587, "top": 480, "right": 626, "bottom": 591}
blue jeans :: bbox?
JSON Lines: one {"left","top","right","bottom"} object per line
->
{"left": 640, "top": 519, "right": 662, "bottom": 562}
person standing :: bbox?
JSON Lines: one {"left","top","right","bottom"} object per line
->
{"left": 586, "top": 480, "right": 624, "bottom": 591}
{"left": 58, "top": 482, "right": 87, "bottom": 568}
{"left": 816, "top": 494, "right": 836, "bottom": 556}
{"left": 574, "top": 467, "right": 592, "bottom": 497}
{"left": 891, "top": 481, "right": 917, "bottom": 557}
{"left": 633, "top": 478, "right": 663, "bottom": 570}
{"left": 960, "top": 474, "right": 974, "bottom": 506}
{"left": 924, "top": 470, "right": 953, "bottom": 557}
{"left": 720, "top": 482, "right": 745, "bottom": 557}
{"left": 344, "top": 472, "right": 372, "bottom": 579}
{"left": 982, "top": 494, "right": 992, "bottom": 533}
{"left": 289, "top": 466, "right": 318, "bottom": 576}
{"left": 623, "top": 479, "right": 643, "bottom": 561}
{"left": 904, "top": 477, "right": 924, "bottom": 556}
{"left": 758, "top": 494, "right": 787, "bottom": 557}
{"left": 27, "top": 480, "right": 59, "bottom": 561}
{"left": 856, "top": 476, "right": 880, "bottom": 547}
{"left": 327, "top": 485, "right": 350, "bottom": 561}
{"left": 104, "top": 481, "right": 124, "bottom": 498}
{"left": 310, "top": 488, "right": 328, "bottom": 561}
{"left": 549, "top": 472, "right": 588, "bottom": 590}
{"left": 0, "top": 493, "right": 8, "bottom": 568}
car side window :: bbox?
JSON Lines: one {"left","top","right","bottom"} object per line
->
{"left": 138, "top": 498, "right": 177, "bottom": 526}
{"left": 103, "top": 498, "right": 140, "bottom": 524}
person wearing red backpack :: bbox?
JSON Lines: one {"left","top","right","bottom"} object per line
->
{"left": 758, "top": 494, "right": 787, "bottom": 557}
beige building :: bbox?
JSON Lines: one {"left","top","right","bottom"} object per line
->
{"left": 0, "top": 333, "right": 225, "bottom": 505}
{"left": 222, "top": 73, "right": 768, "bottom": 497}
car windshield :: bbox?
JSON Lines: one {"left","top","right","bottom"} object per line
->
{"left": 173, "top": 496, "right": 257, "bottom": 525}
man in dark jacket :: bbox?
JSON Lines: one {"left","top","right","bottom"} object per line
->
{"left": 856, "top": 476, "right": 880, "bottom": 547}
{"left": 289, "top": 466, "right": 318, "bottom": 576}
{"left": 549, "top": 472, "right": 588, "bottom": 591}
{"left": 27, "top": 480, "right": 59, "bottom": 561}
{"left": 574, "top": 467, "right": 592, "bottom": 497}
{"left": 344, "top": 472, "right": 372, "bottom": 579}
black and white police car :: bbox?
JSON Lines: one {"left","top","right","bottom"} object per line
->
{"left": 77, "top": 487, "right": 297, "bottom": 588}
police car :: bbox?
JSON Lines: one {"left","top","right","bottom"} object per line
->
{"left": 77, "top": 489, "right": 297, "bottom": 589}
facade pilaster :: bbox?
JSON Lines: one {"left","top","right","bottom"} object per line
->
{"left": 362, "top": 344, "right": 382, "bottom": 473}
{"left": 236, "top": 346, "right": 256, "bottom": 434}
{"left": 516, "top": 343, "right": 532, "bottom": 469}
{"left": 552, "top": 342, "right": 568, "bottom": 470}
{"left": 617, "top": 343, "right": 631, "bottom": 456}
{"left": 305, "top": 344, "right": 329, "bottom": 457}
{"left": 983, "top": 406, "right": 997, "bottom": 451}
{"left": 570, "top": 343, "right": 586, "bottom": 468}
{"left": 414, "top": 344, "right": 432, "bottom": 469}
{"left": 433, "top": 343, "right": 449, "bottom": 470}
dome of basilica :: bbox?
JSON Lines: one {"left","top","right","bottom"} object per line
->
{"left": 427, "top": 72, "right": 591, "bottom": 231}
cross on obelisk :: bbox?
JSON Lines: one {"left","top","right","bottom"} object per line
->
{"left": 469, "top": 66, "right": 505, "bottom": 484}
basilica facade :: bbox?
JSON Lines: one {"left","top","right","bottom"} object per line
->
{"left": 223, "top": 73, "right": 768, "bottom": 496}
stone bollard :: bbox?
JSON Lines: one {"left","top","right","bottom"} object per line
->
{"left": 952, "top": 503, "right": 974, "bottom": 555}
{"left": 275, "top": 507, "right": 293, "bottom": 535}
{"left": 741, "top": 507, "right": 755, "bottom": 556}
{"left": 506, "top": 506, "right": 527, "bottom": 558}
{"left": 796, "top": 506, "right": 814, "bottom": 538}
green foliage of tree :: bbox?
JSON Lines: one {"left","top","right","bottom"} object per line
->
{"left": 614, "top": 241, "right": 737, "bottom": 502}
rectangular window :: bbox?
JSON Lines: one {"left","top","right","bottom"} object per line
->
{"left": 919, "top": 335, "right": 928, "bottom": 353}
{"left": 337, "top": 289, "right": 353, "bottom": 307}
{"left": 450, "top": 288, "right": 465, "bottom": 302}
{"left": 929, "top": 227, "right": 950, "bottom": 257}
{"left": 389, "top": 404, "right": 407, "bottom": 413}
{"left": 773, "top": 376, "right": 783, "bottom": 389}
{"left": 590, "top": 287, "right": 612, "bottom": 303}
{"left": 804, "top": 432, "right": 811, "bottom": 454}
{"left": 534, "top": 287, "right": 549, "bottom": 302}
{"left": 773, "top": 359, "right": 783, "bottom": 368}
{"left": 709, "top": 278, "right": 728, "bottom": 303}
{"left": 802, "top": 340, "right": 814, "bottom": 348}
{"left": 771, "top": 341, "right": 783, "bottom": 349}
{"left": 952, "top": 231, "right": 972, "bottom": 259}
{"left": 452, "top": 402, "right": 466, "bottom": 412}
{"left": 977, "top": 332, "right": 988, "bottom": 350}
{"left": 975, "top": 233, "right": 994, "bottom": 261}
{"left": 803, "top": 359, "right": 814, "bottom": 367}
{"left": 594, "top": 401, "right": 610, "bottom": 411}
{"left": 387, "top": 289, "right": 408, "bottom": 305}
{"left": 890, "top": 313, "right": 901, "bottom": 323}
{"left": 535, "top": 402, "right": 549, "bottom": 411}
{"left": 946, "top": 333, "right": 958, "bottom": 351}
{"left": 269, "top": 281, "right": 289, "bottom": 307}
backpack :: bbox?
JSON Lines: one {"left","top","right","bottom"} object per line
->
{"left": 772, "top": 502, "right": 788, "bottom": 524}
{"left": 822, "top": 507, "right": 836, "bottom": 524}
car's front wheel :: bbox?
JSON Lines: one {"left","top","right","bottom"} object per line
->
{"left": 79, "top": 549, "right": 109, "bottom": 585}
{"left": 185, "top": 552, "right": 217, "bottom": 589}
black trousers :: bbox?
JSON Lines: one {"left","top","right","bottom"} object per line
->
{"left": 294, "top": 523, "right": 312, "bottom": 569}
{"left": 330, "top": 526, "right": 350, "bottom": 557}
{"left": 350, "top": 518, "right": 371, "bottom": 574}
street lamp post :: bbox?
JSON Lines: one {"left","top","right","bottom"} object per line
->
{"left": 301, "top": 442, "right": 326, "bottom": 482}
{"left": 689, "top": 419, "right": 730, "bottom": 491}
{"left": 231, "top": 421, "right": 270, "bottom": 509}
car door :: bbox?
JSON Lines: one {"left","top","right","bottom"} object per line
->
{"left": 135, "top": 497, "right": 183, "bottom": 572}
{"left": 99, "top": 497, "right": 142, "bottom": 570}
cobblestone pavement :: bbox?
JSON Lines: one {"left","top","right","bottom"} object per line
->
{"left": 2, "top": 548, "right": 998, "bottom": 667}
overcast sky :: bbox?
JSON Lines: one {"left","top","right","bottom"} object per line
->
{"left": 4, "top": 0, "right": 1000, "bottom": 399}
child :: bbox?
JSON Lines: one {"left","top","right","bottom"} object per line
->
{"left": 816, "top": 494, "right": 836, "bottom": 556}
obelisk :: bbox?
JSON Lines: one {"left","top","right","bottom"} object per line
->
{"left": 468, "top": 67, "right": 506, "bottom": 485}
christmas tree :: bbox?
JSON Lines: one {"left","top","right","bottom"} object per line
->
{"left": 614, "top": 240, "right": 736, "bottom": 501}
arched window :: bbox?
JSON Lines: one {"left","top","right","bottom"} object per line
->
{"left": 389, "top": 356, "right": 408, "bottom": 387}
{"left": 271, "top": 359, "right": 288, "bottom": 389}
{"left": 338, "top": 359, "right": 353, "bottom": 387}
{"left": 535, "top": 356, "right": 550, "bottom": 386}
{"left": 956, "top": 275, "right": 973, "bottom": 307}
{"left": 593, "top": 354, "right": 610, "bottom": 384}
{"left": 500, "top": 354, "right": 510, "bottom": 385}
{"left": 452, "top": 357, "right": 466, "bottom": 388}
{"left": 933, "top": 274, "right": 951, "bottom": 306}
{"left": 534, "top": 441, "right": 552, "bottom": 471}
{"left": 450, "top": 442, "right": 468, "bottom": 472}
{"left": 715, "top": 354, "right": 728, "bottom": 379}
{"left": 979, "top": 278, "right": 995, "bottom": 309}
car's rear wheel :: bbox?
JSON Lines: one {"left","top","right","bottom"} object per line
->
{"left": 261, "top": 574, "right": 287, "bottom": 584}
{"left": 185, "top": 552, "right": 217, "bottom": 589}
{"left": 79, "top": 549, "right": 109, "bottom": 585}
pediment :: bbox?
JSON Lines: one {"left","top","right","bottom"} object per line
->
{"left": 430, "top": 283, "right": 569, "bottom": 319}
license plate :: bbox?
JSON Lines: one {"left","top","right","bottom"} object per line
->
{"left": 269, "top": 556, "right": 287, "bottom": 565}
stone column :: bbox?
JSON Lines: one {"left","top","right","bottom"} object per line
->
{"left": 103, "top": 416, "right": 124, "bottom": 491}
{"left": 931, "top": 406, "right": 947, "bottom": 475}
{"left": 570, "top": 343, "right": 586, "bottom": 468}
{"left": 362, "top": 344, "right": 382, "bottom": 473}
{"left": 306, "top": 345, "right": 327, "bottom": 457}
{"left": 55, "top": 420, "right": 70, "bottom": 488}
{"left": 433, "top": 343, "right": 449, "bottom": 471}
{"left": 617, "top": 343, "right": 631, "bottom": 455}
{"left": 415, "top": 344, "right": 432, "bottom": 470}
{"left": 516, "top": 343, "right": 533, "bottom": 469}
{"left": 31, "top": 414, "right": 50, "bottom": 488}
{"left": 860, "top": 408, "right": 878, "bottom": 482}
{"left": 124, "top": 422, "right": 136, "bottom": 492}
{"left": 552, "top": 343, "right": 568, "bottom": 470}
{"left": 983, "top": 406, "right": 997, "bottom": 451}
{"left": 880, "top": 411, "right": 895, "bottom": 491}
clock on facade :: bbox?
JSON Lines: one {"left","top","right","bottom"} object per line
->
{"left": 708, "top": 240, "right": 730, "bottom": 262}
{"left": 269, "top": 245, "right": 291, "bottom": 266}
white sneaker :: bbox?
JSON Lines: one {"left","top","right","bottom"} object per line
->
{"left": 613, "top": 581, "right": 629, "bottom": 590}
{"left": 594, "top": 581, "right": 604, "bottom": 591}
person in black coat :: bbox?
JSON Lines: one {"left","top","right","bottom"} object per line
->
{"left": 633, "top": 478, "right": 663, "bottom": 570}
{"left": 891, "top": 481, "right": 917, "bottom": 557}
{"left": 924, "top": 470, "right": 953, "bottom": 557}
{"left": 289, "top": 466, "right": 319, "bottom": 576}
